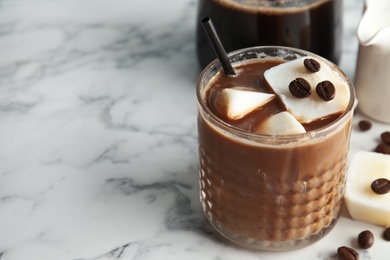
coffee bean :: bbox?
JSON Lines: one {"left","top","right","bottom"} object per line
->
{"left": 358, "top": 230, "right": 374, "bottom": 249}
{"left": 358, "top": 120, "right": 372, "bottom": 131}
{"left": 374, "top": 143, "right": 390, "bottom": 155}
{"left": 383, "top": 227, "right": 390, "bottom": 241}
{"left": 337, "top": 246, "right": 359, "bottom": 260}
{"left": 289, "top": 78, "right": 312, "bottom": 98}
{"left": 371, "top": 178, "right": 390, "bottom": 195}
{"left": 381, "top": 131, "right": 390, "bottom": 145}
{"left": 316, "top": 80, "right": 335, "bottom": 101}
{"left": 304, "top": 58, "right": 321, "bottom": 72}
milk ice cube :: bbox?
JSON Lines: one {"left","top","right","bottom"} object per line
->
{"left": 216, "top": 87, "right": 275, "bottom": 120}
{"left": 264, "top": 57, "right": 350, "bottom": 124}
{"left": 345, "top": 151, "right": 390, "bottom": 226}
{"left": 255, "top": 111, "right": 306, "bottom": 135}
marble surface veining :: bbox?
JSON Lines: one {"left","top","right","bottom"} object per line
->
{"left": 0, "top": 0, "right": 389, "bottom": 259}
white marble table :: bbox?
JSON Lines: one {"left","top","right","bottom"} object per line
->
{"left": 0, "top": 0, "right": 389, "bottom": 259}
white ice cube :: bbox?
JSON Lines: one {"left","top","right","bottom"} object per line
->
{"left": 255, "top": 111, "right": 306, "bottom": 135}
{"left": 215, "top": 87, "right": 275, "bottom": 120}
{"left": 345, "top": 151, "right": 390, "bottom": 226}
{"left": 264, "top": 57, "right": 350, "bottom": 124}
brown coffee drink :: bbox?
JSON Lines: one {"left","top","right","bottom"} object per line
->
{"left": 196, "top": 46, "right": 355, "bottom": 251}
{"left": 196, "top": 0, "right": 343, "bottom": 68}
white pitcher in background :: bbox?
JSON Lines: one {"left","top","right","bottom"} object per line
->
{"left": 354, "top": 0, "right": 390, "bottom": 123}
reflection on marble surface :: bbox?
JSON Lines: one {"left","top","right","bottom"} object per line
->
{"left": 0, "top": 0, "right": 389, "bottom": 259}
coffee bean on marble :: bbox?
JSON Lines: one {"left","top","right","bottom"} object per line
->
{"left": 374, "top": 143, "right": 390, "bottom": 155}
{"left": 304, "top": 58, "right": 321, "bottom": 72}
{"left": 358, "top": 120, "right": 372, "bottom": 131}
{"left": 337, "top": 246, "right": 359, "bottom": 260}
{"left": 383, "top": 227, "right": 390, "bottom": 241}
{"left": 371, "top": 178, "right": 390, "bottom": 195}
{"left": 289, "top": 78, "right": 312, "bottom": 98}
{"left": 316, "top": 80, "right": 335, "bottom": 101}
{"left": 381, "top": 132, "right": 390, "bottom": 145}
{"left": 358, "top": 230, "right": 374, "bottom": 249}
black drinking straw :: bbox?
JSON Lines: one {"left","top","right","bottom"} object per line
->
{"left": 201, "top": 17, "right": 236, "bottom": 76}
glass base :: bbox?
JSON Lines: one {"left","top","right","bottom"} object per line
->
{"left": 205, "top": 214, "right": 340, "bottom": 251}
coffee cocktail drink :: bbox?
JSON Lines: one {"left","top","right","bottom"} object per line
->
{"left": 196, "top": 46, "right": 355, "bottom": 251}
{"left": 196, "top": 0, "right": 343, "bottom": 68}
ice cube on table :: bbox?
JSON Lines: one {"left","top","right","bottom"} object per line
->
{"left": 264, "top": 57, "right": 350, "bottom": 124}
{"left": 345, "top": 151, "right": 390, "bottom": 226}
{"left": 215, "top": 87, "right": 275, "bottom": 120}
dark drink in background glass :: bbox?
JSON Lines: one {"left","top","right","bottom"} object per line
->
{"left": 196, "top": 0, "right": 343, "bottom": 68}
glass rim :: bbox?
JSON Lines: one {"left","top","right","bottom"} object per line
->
{"left": 196, "top": 45, "right": 356, "bottom": 143}
{"left": 219, "top": 0, "right": 331, "bottom": 11}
